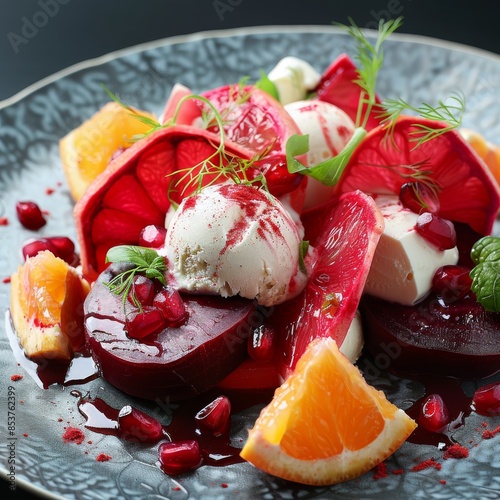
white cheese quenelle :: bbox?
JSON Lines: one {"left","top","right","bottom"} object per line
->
{"left": 164, "top": 183, "right": 312, "bottom": 307}
{"left": 267, "top": 56, "right": 321, "bottom": 105}
{"left": 284, "top": 100, "right": 356, "bottom": 209}
{"left": 364, "top": 195, "right": 459, "bottom": 305}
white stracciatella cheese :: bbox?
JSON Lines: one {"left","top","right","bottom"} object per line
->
{"left": 364, "top": 195, "right": 459, "bottom": 305}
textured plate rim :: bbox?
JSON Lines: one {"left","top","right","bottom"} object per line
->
{"left": 1, "top": 24, "right": 500, "bottom": 110}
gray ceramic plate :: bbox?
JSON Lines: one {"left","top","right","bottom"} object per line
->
{"left": 1, "top": 26, "right": 500, "bottom": 500}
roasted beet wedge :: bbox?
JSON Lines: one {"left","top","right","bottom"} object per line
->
{"left": 84, "top": 264, "right": 257, "bottom": 401}
{"left": 361, "top": 293, "right": 500, "bottom": 378}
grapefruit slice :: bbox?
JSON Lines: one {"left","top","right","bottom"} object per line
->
{"left": 74, "top": 124, "right": 253, "bottom": 282}
{"left": 240, "top": 336, "right": 417, "bottom": 485}
{"left": 315, "top": 53, "right": 382, "bottom": 131}
{"left": 271, "top": 190, "right": 384, "bottom": 379}
{"left": 10, "top": 250, "right": 90, "bottom": 360}
{"left": 335, "top": 116, "right": 500, "bottom": 235}
{"left": 162, "top": 83, "right": 307, "bottom": 213}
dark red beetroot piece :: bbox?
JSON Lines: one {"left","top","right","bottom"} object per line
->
{"left": 361, "top": 292, "right": 500, "bottom": 378}
{"left": 84, "top": 263, "right": 257, "bottom": 401}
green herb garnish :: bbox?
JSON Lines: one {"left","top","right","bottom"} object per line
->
{"left": 255, "top": 70, "right": 279, "bottom": 100}
{"left": 298, "top": 240, "right": 310, "bottom": 274}
{"left": 470, "top": 236, "right": 500, "bottom": 312}
{"left": 104, "top": 246, "right": 166, "bottom": 307}
{"left": 380, "top": 93, "right": 466, "bottom": 148}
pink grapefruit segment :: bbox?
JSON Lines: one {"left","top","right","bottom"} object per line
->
{"left": 272, "top": 190, "right": 385, "bottom": 380}
{"left": 74, "top": 124, "right": 253, "bottom": 282}
{"left": 335, "top": 116, "right": 500, "bottom": 235}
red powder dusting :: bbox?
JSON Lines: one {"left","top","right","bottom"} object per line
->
{"left": 10, "top": 374, "right": 23, "bottom": 381}
{"left": 58, "top": 418, "right": 63, "bottom": 422}
{"left": 443, "top": 443, "right": 469, "bottom": 460}
{"left": 0, "top": 217, "right": 8, "bottom": 226}
{"left": 373, "top": 462, "right": 388, "bottom": 480}
{"left": 482, "top": 422, "right": 488, "bottom": 427}
{"left": 96, "top": 453, "right": 112, "bottom": 462}
{"left": 45, "top": 188, "right": 55, "bottom": 195}
{"left": 62, "top": 427, "right": 85, "bottom": 444}
{"left": 172, "top": 486, "right": 181, "bottom": 491}
{"left": 392, "top": 469, "right": 405, "bottom": 475}
{"left": 23, "top": 433, "right": 28, "bottom": 437}
{"left": 482, "top": 425, "right": 500, "bottom": 439}
{"left": 411, "top": 458, "right": 441, "bottom": 472}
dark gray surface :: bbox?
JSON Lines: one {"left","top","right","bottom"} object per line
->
{"left": 1, "top": 0, "right": 499, "bottom": 102}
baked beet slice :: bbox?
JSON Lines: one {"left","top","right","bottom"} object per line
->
{"left": 84, "top": 264, "right": 257, "bottom": 401}
{"left": 361, "top": 293, "right": 500, "bottom": 379}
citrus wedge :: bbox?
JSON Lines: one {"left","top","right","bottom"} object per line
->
{"left": 336, "top": 116, "right": 500, "bottom": 235}
{"left": 10, "top": 250, "right": 90, "bottom": 360}
{"left": 240, "top": 337, "right": 417, "bottom": 486}
{"left": 460, "top": 128, "right": 500, "bottom": 186}
{"left": 59, "top": 102, "right": 156, "bottom": 201}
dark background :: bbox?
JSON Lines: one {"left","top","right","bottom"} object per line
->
{"left": 1, "top": 0, "right": 499, "bottom": 497}
{"left": 1, "top": 0, "right": 500, "bottom": 103}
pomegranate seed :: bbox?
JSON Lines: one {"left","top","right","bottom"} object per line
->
{"left": 153, "top": 287, "right": 188, "bottom": 327}
{"left": 22, "top": 238, "right": 56, "bottom": 260}
{"left": 399, "top": 182, "right": 440, "bottom": 214}
{"left": 472, "top": 382, "right": 500, "bottom": 416}
{"left": 158, "top": 440, "right": 203, "bottom": 476}
{"left": 195, "top": 395, "right": 231, "bottom": 437}
{"left": 118, "top": 405, "right": 164, "bottom": 442}
{"left": 253, "top": 157, "right": 304, "bottom": 197}
{"left": 47, "top": 236, "right": 76, "bottom": 262}
{"left": 248, "top": 325, "right": 276, "bottom": 362}
{"left": 432, "top": 265, "right": 472, "bottom": 303}
{"left": 127, "top": 275, "right": 155, "bottom": 307}
{"left": 415, "top": 212, "right": 457, "bottom": 250}
{"left": 126, "top": 307, "right": 165, "bottom": 339}
{"left": 16, "top": 201, "right": 47, "bottom": 230}
{"left": 418, "top": 394, "right": 449, "bottom": 433}
{"left": 139, "top": 225, "right": 167, "bottom": 248}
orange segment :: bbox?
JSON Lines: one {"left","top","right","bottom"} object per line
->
{"left": 10, "top": 250, "right": 90, "bottom": 360}
{"left": 240, "top": 337, "right": 417, "bottom": 485}
{"left": 460, "top": 128, "right": 500, "bottom": 185}
{"left": 59, "top": 102, "right": 156, "bottom": 201}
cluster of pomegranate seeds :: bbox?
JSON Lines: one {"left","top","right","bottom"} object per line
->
{"left": 472, "top": 382, "right": 500, "bottom": 416}
{"left": 399, "top": 181, "right": 440, "bottom": 214}
{"left": 117, "top": 405, "right": 164, "bottom": 442}
{"left": 432, "top": 265, "right": 473, "bottom": 303}
{"left": 22, "top": 236, "right": 78, "bottom": 266}
{"left": 194, "top": 395, "right": 232, "bottom": 437}
{"left": 139, "top": 224, "right": 167, "bottom": 248}
{"left": 415, "top": 212, "right": 457, "bottom": 250}
{"left": 124, "top": 276, "right": 189, "bottom": 339}
{"left": 158, "top": 440, "right": 203, "bottom": 476}
{"left": 247, "top": 324, "right": 276, "bottom": 362}
{"left": 418, "top": 394, "right": 450, "bottom": 433}
{"left": 16, "top": 201, "right": 47, "bottom": 230}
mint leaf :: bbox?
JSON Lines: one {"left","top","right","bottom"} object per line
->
{"left": 470, "top": 236, "right": 500, "bottom": 312}
{"left": 255, "top": 70, "right": 279, "bottom": 100}
{"left": 286, "top": 128, "right": 367, "bottom": 186}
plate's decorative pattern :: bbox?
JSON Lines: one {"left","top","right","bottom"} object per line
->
{"left": 1, "top": 27, "right": 500, "bottom": 499}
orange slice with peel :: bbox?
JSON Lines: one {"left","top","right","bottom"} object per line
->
{"left": 59, "top": 102, "right": 156, "bottom": 201}
{"left": 240, "top": 337, "right": 417, "bottom": 486}
{"left": 460, "top": 128, "right": 500, "bottom": 186}
{"left": 10, "top": 250, "right": 90, "bottom": 361}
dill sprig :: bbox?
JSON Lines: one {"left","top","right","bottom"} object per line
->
{"left": 104, "top": 246, "right": 166, "bottom": 308}
{"left": 380, "top": 92, "right": 466, "bottom": 148}
{"left": 338, "top": 16, "right": 403, "bottom": 129}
